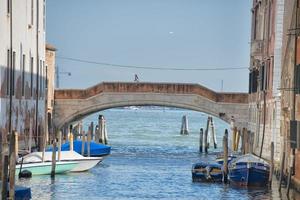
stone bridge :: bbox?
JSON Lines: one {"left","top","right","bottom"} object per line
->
{"left": 53, "top": 82, "right": 249, "bottom": 129}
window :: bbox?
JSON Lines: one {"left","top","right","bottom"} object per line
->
{"left": 6, "top": 50, "right": 10, "bottom": 95}
{"left": 248, "top": 72, "right": 252, "bottom": 94}
{"left": 31, "top": 0, "right": 34, "bottom": 25}
{"left": 7, "top": 0, "right": 10, "bottom": 14}
{"left": 253, "top": 7, "right": 259, "bottom": 40}
{"left": 22, "top": 54, "right": 25, "bottom": 96}
{"left": 30, "top": 57, "right": 34, "bottom": 97}
{"left": 260, "top": 64, "right": 265, "bottom": 91}
{"left": 12, "top": 51, "right": 16, "bottom": 96}
{"left": 268, "top": 0, "right": 274, "bottom": 38}
{"left": 250, "top": 69, "right": 258, "bottom": 93}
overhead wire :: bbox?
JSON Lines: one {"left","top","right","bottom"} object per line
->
{"left": 56, "top": 55, "right": 249, "bottom": 71}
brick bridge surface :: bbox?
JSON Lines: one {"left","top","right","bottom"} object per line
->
{"left": 53, "top": 82, "right": 249, "bottom": 129}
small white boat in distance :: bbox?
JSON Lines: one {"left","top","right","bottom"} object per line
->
{"left": 20, "top": 151, "right": 102, "bottom": 172}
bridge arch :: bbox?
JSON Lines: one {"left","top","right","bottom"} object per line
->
{"left": 53, "top": 82, "right": 249, "bottom": 129}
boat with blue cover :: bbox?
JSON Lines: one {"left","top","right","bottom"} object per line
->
{"left": 228, "top": 154, "right": 270, "bottom": 187}
{"left": 47, "top": 140, "right": 111, "bottom": 157}
{"left": 192, "top": 162, "right": 223, "bottom": 182}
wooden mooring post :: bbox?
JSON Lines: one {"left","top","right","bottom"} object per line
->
{"left": 199, "top": 128, "right": 203, "bottom": 153}
{"left": 51, "top": 137, "right": 57, "bottom": 178}
{"left": 279, "top": 140, "right": 286, "bottom": 191}
{"left": 269, "top": 142, "right": 274, "bottom": 187}
{"left": 79, "top": 121, "right": 83, "bottom": 140}
{"left": 232, "top": 127, "right": 237, "bottom": 150}
{"left": 9, "top": 131, "right": 17, "bottom": 200}
{"left": 81, "top": 131, "right": 86, "bottom": 156}
{"left": 180, "top": 115, "right": 189, "bottom": 135}
{"left": 210, "top": 117, "right": 217, "bottom": 149}
{"left": 235, "top": 129, "right": 240, "bottom": 151}
{"left": 97, "top": 115, "right": 102, "bottom": 143}
{"left": 0, "top": 130, "right": 2, "bottom": 181}
{"left": 99, "top": 115, "right": 108, "bottom": 144}
{"left": 1, "top": 155, "right": 8, "bottom": 199}
{"left": 205, "top": 117, "right": 210, "bottom": 150}
{"left": 241, "top": 128, "right": 247, "bottom": 154}
{"left": 15, "top": 132, "right": 18, "bottom": 158}
{"left": 69, "top": 132, "right": 74, "bottom": 151}
{"left": 58, "top": 131, "right": 62, "bottom": 161}
{"left": 1, "top": 130, "right": 8, "bottom": 199}
{"left": 90, "top": 122, "right": 94, "bottom": 141}
{"left": 223, "top": 129, "right": 229, "bottom": 183}
{"left": 87, "top": 127, "right": 91, "bottom": 157}
{"left": 204, "top": 127, "right": 208, "bottom": 154}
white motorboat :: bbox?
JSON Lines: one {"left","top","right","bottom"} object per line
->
{"left": 20, "top": 151, "right": 102, "bottom": 172}
{"left": 16, "top": 160, "right": 78, "bottom": 175}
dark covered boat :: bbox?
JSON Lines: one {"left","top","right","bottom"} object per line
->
{"left": 192, "top": 162, "right": 223, "bottom": 182}
{"left": 228, "top": 154, "right": 270, "bottom": 187}
{"left": 215, "top": 154, "right": 237, "bottom": 165}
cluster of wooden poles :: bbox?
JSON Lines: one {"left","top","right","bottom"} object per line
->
{"left": 51, "top": 115, "right": 108, "bottom": 178}
{"left": 198, "top": 116, "right": 217, "bottom": 153}
{"left": 0, "top": 114, "right": 109, "bottom": 200}
{"left": 70, "top": 115, "right": 108, "bottom": 145}
{"left": 1, "top": 131, "right": 19, "bottom": 200}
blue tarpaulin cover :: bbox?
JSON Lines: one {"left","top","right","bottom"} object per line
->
{"left": 47, "top": 140, "right": 111, "bottom": 157}
{"left": 0, "top": 182, "right": 31, "bottom": 200}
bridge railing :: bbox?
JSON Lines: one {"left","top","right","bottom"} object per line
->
{"left": 54, "top": 82, "right": 248, "bottom": 104}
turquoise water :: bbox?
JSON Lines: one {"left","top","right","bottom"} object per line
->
{"left": 17, "top": 108, "right": 299, "bottom": 199}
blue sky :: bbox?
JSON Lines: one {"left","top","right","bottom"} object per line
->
{"left": 47, "top": 0, "right": 252, "bottom": 92}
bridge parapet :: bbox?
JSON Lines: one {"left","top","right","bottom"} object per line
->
{"left": 55, "top": 82, "right": 248, "bottom": 104}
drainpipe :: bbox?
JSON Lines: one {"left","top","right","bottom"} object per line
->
{"left": 35, "top": 0, "right": 40, "bottom": 150}
{"left": 260, "top": 90, "right": 267, "bottom": 158}
{"left": 8, "top": 0, "right": 13, "bottom": 138}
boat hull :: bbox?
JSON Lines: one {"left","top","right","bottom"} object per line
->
{"left": 16, "top": 162, "right": 78, "bottom": 175}
{"left": 19, "top": 151, "right": 102, "bottom": 173}
{"left": 71, "top": 159, "right": 102, "bottom": 172}
{"left": 229, "top": 165, "right": 269, "bottom": 187}
{"left": 192, "top": 172, "right": 207, "bottom": 182}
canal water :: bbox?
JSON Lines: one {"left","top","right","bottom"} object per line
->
{"left": 17, "top": 107, "right": 299, "bottom": 199}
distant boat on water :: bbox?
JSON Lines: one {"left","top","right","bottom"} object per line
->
{"left": 124, "top": 106, "right": 140, "bottom": 110}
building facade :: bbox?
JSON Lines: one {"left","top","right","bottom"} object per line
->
{"left": 45, "top": 43, "right": 56, "bottom": 143}
{"left": 0, "top": 0, "right": 47, "bottom": 151}
{"left": 249, "top": 0, "right": 300, "bottom": 189}
{"left": 280, "top": 0, "right": 300, "bottom": 189}
{"left": 248, "top": 0, "right": 284, "bottom": 163}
